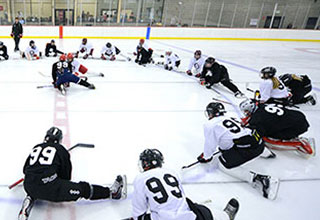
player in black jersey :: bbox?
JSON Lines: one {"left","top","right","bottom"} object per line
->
{"left": 0, "top": 41, "right": 9, "bottom": 60}
{"left": 135, "top": 39, "right": 153, "bottom": 65}
{"left": 239, "top": 99, "right": 314, "bottom": 155}
{"left": 18, "top": 127, "right": 127, "bottom": 220}
{"left": 45, "top": 40, "right": 64, "bottom": 57}
{"left": 199, "top": 57, "right": 244, "bottom": 98}
{"left": 279, "top": 74, "right": 316, "bottom": 105}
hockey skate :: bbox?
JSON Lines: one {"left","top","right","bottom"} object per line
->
{"left": 306, "top": 94, "right": 316, "bottom": 106}
{"left": 223, "top": 198, "right": 239, "bottom": 220}
{"left": 58, "top": 83, "right": 66, "bottom": 95}
{"left": 88, "top": 84, "right": 95, "bottom": 90}
{"left": 252, "top": 173, "right": 280, "bottom": 200}
{"left": 263, "top": 137, "right": 315, "bottom": 157}
{"left": 18, "top": 196, "right": 34, "bottom": 220}
{"left": 110, "top": 175, "right": 127, "bottom": 200}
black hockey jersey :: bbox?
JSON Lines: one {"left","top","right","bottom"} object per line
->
{"left": 248, "top": 103, "right": 309, "bottom": 140}
{"left": 23, "top": 142, "right": 72, "bottom": 185}
{"left": 201, "top": 62, "right": 229, "bottom": 83}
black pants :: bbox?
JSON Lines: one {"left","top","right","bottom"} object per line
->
{"left": 13, "top": 35, "right": 21, "bottom": 50}
{"left": 0, "top": 54, "right": 9, "bottom": 60}
{"left": 219, "top": 143, "right": 264, "bottom": 169}
{"left": 24, "top": 178, "right": 110, "bottom": 202}
{"left": 206, "top": 71, "right": 240, "bottom": 94}
{"left": 186, "top": 198, "right": 213, "bottom": 220}
{"left": 291, "top": 87, "right": 312, "bottom": 104}
{"left": 138, "top": 49, "right": 153, "bottom": 65}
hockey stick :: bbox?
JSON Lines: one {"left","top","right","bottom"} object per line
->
{"left": 212, "top": 97, "right": 233, "bottom": 105}
{"left": 181, "top": 151, "right": 220, "bottom": 170}
{"left": 37, "top": 85, "right": 53, "bottom": 89}
{"left": 119, "top": 53, "right": 132, "bottom": 61}
{"left": 8, "top": 143, "right": 95, "bottom": 190}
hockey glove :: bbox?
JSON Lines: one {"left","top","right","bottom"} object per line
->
{"left": 186, "top": 70, "right": 192, "bottom": 76}
{"left": 197, "top": 153, "right": 213, "bottom": 163}
{"left": 168, "top": 66, "right": 173, "bottom": 71}
{"left": 200, "top": 78, "right": 206, "bottom": 85}
{"left": 83, "top": 54, "right": 88, "bottom": 59}
{"left": 19, "top": 34, "right": 23, "bottom": 38}
{"left": 135, "top": 58, "right": 139, "bottom": 63}
{"left": 110, "top": 55, "right": 116, "bottom": 61}
{"left": 80, "top": 48, "right": 85, "bottom": 53}
{"left": 164, "top": 64, "right": 169, "bottom": 70}
{"left": 10, "top": 33, "right": 13, "bottom": 37}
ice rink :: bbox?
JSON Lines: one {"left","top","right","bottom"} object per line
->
{"left": 0, "top": 38, "right": 320, "bottom": 220}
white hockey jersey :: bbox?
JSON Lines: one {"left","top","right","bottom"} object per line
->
{"left": 79, "top": 42, "right": 93, "bottom": 54}
{"left": 101, "top": 45, "right": 116, "bottom": 56}
{"left": 187, "top": 57, "right": 205, "bottom": 73}
{"left": 25, "top": 46, "right": 39, "bottom": 56}
{"left": 203, "top": 115, "right": 252, "bottom": 159}
{"left": 132, "top": 167, "right": 196, "bottom": 220}
{"left": 259, "top": 78, "right": 289, "bottom": 102}
{"left": 165, "top": 53, "right": 181, "bottom": 65}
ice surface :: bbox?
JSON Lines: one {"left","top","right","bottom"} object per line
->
{"left": 0, "top": 38, "right": 319, "bottom": 219}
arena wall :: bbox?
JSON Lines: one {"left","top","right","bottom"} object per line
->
{"left": 0, "top": 26, "right": 319, "bottom": 42}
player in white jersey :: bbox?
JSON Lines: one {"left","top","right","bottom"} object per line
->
{"left": 186, "top": 50, "right": 205, "bottom": 76}
{"left": 66, "top": 53, "right": 104, "bottom": 77}
{"left": 131, "top": 149, "right": 239, "bottom": 220}
{"left": 164, "top": 49, "right": 181, "bottom": 71}
{"left": 197, "top": 102, "right": 280, "bottom": 200}
{"left": 75, "top": 38, "right": 94, "bottom": 59}
{"left": 259, "top": 67, "right": 289, "bottom": 104}
{"left": 22, "top": 40, "right": 42, "bottom": 60}
{"left": 101, "top": 42, "right": 121, "bottom": 61}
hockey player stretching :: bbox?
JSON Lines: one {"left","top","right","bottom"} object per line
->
{"left": 75, "top": 38, "right": 94, "bottom": 59}
{"left": 199, "top": 57, "right": 244, "bottom": 98}
{"left": 135, "top": 39, "right": 153, "bottom": 65}
{"left": 197, "top": 102, "right": 280, "bottom": 200}
{"left": 258, "top": 67, "right": 289, "bottom": 104}
{"left": 131, "top": 148, "right": 239, "bottom": 220}
{"left": 22, "top": 40, "right": 42, "bottom": 60}
{"left": 52, "top": 54, "right": 95, "bottom": 95}
{"left": 101, "top": 42, "right": 121, "bottom": 61}
{"left": 66, "top": 53, "right": 104, "bottom": 77}
{"left": 279, "top": 73, "right": 316, "bottom": 105}
{"left": 18, "top": 127, "right": 127, "bottom": 220}
{"left": 186, "top": 50, "right": 205, "bottom": 76}
{"left": 163, "top": 49, "right": 181, "bottom": 71}
{"left": 239, "top": 99, "right": 315, "bottom": 156}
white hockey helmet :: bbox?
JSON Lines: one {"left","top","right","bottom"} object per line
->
{"left": 239, "top": 99, "right": 257, "bottom": 116}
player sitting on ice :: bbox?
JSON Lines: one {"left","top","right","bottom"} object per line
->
{"left": 66, "top": 52, "right": 104, "bottom": 77}
{"left": 21, "top": 40, "right": 42, "bottom": 60}
{"left": 163, "top": 48, "right": 181, "bottom": 71}
{"left": 52, "top": 54, "right": 95, "bottom": 95}
{"left": 101, "top": 42, "right": 121, "bottom": 61}
{"left": 258, "top": 67, "right": 290, "bottom": 105}
{"left": 45, "top": 39, "right": 64, "bottom": 57}
{"left": 279, "top": 73, "right": 316, "bottom": 106}
{"left": 239, "top": 99, "right": 315, "bottom": 156}
{"left": 0, "top": 41, "right": 9, "bottom": 60}
{"left": 199, "top": 57, "right": 245, "bottom": 98}
{"left": 131, "top": 148, "right": 240, "bottom": 220}
{"left": 186, "top": 50, "right": 205, "bottom": 76}
{"left": 197, "top": 102, "right": 280, "bottom": 200}
{"left": 75, "top": 38, "right": 94, "bottom": 59}
{"left": 135, "top": 38, "right": 153, "bottom": 65}
{"left": 18, "top": 127, "right": 127, "bottom": 220}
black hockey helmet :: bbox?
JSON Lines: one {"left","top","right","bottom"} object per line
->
{"left": 194, "top": 50, "right": 201, "bottom": 59}
{"left": 139, "top": 149, "right": 164, "bottom": 172}
{"left": 29, "top": 40, "right": 35, "bottom": 46}
{"left": 205, "top": 102, "right": 226, "bottom": 119}
{"left": 279, "top": 74, "right": 292, "bottom": 86}
{"left": 260, "top": 66, "right": 277, "bottom": 79}
{"left": 0, "top": 41, "right": 3, "bottom": 46}
{"left": 82, "top": 38, "right": 87, "bottom": 44}
{"left": 205, "top": 57, "right": 215, "bottom": 68}
{"left": 51, "top": 39, "right": 55, "bottom": 44}
{"left": 106, "top": 42, "right": 112, "bottom": 48}
{"left": 44, "top": 127, "right": 63, "bottom": 144}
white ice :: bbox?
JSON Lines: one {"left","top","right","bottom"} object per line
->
{"left": 0, "top": 38, "right": 320, "bottom": 220}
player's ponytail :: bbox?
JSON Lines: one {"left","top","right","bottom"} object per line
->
{"left": 292, "top": 74, "right": 303, "bottom": 81}
{"left": 271, "top": 77, "right": 280, "bottom": 89}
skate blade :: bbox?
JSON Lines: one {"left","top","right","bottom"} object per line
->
{"left": 121, "top": 175, "right": 127, "bottom": 200}
{"left": 267, "top": 177, "right": 280, "bottom": 200}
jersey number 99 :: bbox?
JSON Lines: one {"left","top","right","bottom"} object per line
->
{"left": 146, "top": 174, "right": 182, "bottom": 204}
{"left": 29, "top": 146, "right": 57, "bottom": 166}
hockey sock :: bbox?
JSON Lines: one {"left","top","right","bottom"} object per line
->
{"left": 80, "top": 182, "right": 110, "bottom": 200}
